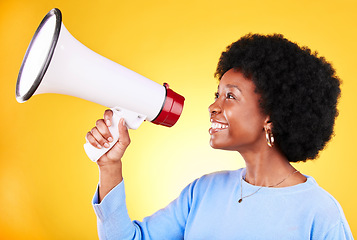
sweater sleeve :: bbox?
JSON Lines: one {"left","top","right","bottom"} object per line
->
{"left": 92, "top": 180, "right": 196, "bottom": 240}
{"left": 323, "top": 220, "right": 354, "bottom": 240}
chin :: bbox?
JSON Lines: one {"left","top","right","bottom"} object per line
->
{"left": 209, "top": 139, "right": 235, "bottom": 151}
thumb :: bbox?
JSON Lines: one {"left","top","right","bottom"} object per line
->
{"left": 115, "top": 118, "right": 131, "bottom": 150}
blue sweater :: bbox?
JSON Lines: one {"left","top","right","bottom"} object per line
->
{"left": 92, "top": 168, "right": 353, "bottom": 239}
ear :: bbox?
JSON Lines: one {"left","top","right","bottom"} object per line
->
{"left": 263, "top": 116, "right": 273, "bottom": 130}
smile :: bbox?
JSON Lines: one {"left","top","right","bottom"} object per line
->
{"left": 209, "top": 122, "right": 228, "bottom": 135}
{"left": 211, "top": 122, "right": 228, "bottom": 129}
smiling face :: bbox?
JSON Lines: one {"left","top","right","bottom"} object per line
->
{"left": 209, "top": 69, "right": 270, "bottom": 152}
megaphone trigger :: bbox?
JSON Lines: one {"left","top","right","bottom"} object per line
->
{"left": 84, "top": 107, "right": 146, "bottom": 162}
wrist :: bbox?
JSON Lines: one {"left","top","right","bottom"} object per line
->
{"left": 98, "top": 161, "right": 123, "bottom": 201}
{"left": 97, "top": 159, "right": 122, "bottom": 169}
{"left": 98, "top": 162, "right": 123, "bottom": 182}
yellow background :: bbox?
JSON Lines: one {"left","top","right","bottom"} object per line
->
{"left": 1, "top": 0, "right": 356, "bottom": 239}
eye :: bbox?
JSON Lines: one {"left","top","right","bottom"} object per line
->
{"left": 214, "top": 92, "right": 219, "bottom": 99}
{"left": 226, "top": 92, "right": 235, "bottom": 99}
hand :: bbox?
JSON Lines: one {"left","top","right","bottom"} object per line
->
{"left": 86, "top": 109, "right": 131, "bottom": 167}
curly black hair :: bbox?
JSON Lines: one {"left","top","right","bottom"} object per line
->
{"left": 215, "top": 33, "right": 341, "bottom": 162}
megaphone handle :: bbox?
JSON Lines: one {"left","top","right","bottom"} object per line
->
{"left": 84, "top": 108, "right": 146, "bottom": 162}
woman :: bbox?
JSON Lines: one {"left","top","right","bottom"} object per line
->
{"left": 87, "top": 34, "right": 353, "bottom": 239}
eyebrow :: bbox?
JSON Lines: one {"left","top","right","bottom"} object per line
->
{"left": 226, "top": 84, "right": 241, "bottom": 91}
{"left": 218, "top": 84, "right": 242, "bottom": 92}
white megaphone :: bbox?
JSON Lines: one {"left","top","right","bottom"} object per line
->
{"left": 16, "top": 8, "right": 185, "bottom": 162}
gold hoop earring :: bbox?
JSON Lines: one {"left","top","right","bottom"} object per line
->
{"left": 265, "top": 128, "right": 274, "bottom": 147}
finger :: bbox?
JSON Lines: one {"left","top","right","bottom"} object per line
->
{"left": 104, "top": 109, "right": 113, "bottom": 127}
{"left": 91, "top": 127, "right": 110, "bottom": 148}
{"left": 118, "top": 119, "right": 130, "bottom": 147}
{"left": 107, "top": 119, "right": 131, "bottom": 160}
{"left": 96, "top": 119, "right": 112, "bottom": 142}
{"left": 86, "top": 131, "right": 103, "bottom": 149}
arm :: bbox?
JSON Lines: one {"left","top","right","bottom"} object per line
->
{"left": 322, "top": 221, "right": 354, "bottom": 240}
{"left": 87, "top": 110, "right": 191, "bottom": 240}
{"left": 92, "top": 178, "right": 195, "bottom": 240}
{"left": 86, "top": 109, "right": 129, "bottom": 202}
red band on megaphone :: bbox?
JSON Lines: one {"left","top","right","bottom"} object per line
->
{"left": 152, "top": 83, "right": 185, "bottom": 127}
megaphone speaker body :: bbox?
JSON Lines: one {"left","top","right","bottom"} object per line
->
{"left": 16, "top": 8, "right": 185, "bottom": 161}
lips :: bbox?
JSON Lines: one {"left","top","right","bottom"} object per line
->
{"left": 209, "top": 121, "right": 229, "bottom": 135}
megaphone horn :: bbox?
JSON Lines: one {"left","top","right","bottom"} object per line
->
{"left": 16, "top": 8, "right": 185, "bottom": 161}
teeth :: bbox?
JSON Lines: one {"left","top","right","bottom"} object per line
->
{"left": 211, "top": 122, "right": 228, "bottom": 129}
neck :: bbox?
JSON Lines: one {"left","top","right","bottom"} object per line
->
{"left": 240, "top": 146, "right": 297, "bottom": 187}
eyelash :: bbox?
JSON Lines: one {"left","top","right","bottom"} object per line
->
{"left": 214, "top": 92, "right": 236, "bottom": 100}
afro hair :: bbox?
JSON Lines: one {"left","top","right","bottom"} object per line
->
{"left": 215, "top": 33, "right": 341, "bottom": 162}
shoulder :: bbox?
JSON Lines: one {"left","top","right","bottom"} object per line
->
{"left": 186, "top": 168, "right": 243, "bottom": 196}
{"left": 303, "top": 177, "right": 345, "bottom": 215}
{"left": 299, "top": 176, "right": 352, "bottom": 236}
{"left": 195, "top": 168, "right": 242, "bottom": 186}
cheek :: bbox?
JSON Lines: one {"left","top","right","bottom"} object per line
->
{"left": 226, "top": 109, "right": 264, "bottom": 138}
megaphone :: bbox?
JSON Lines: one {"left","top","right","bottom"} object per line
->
{"left": 16, "top": 8, "right": 185, "bottom": 161}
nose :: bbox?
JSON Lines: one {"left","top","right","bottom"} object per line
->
{"left": 208, "top": 99, "right": 222, "bottom": 115}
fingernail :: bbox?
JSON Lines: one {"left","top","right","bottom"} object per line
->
{"left": 97, "top": 144, "right": 102, "bottom": 149}
{"left": 122, "top": 120, "right": 126, "bottom": 126}
{"left": 104, "top": 142, "right": 110, "bottom": 148}
{"left": 106, "top": 120, "right": 111, "bottom": 127}
{"left": 108, "top": 137, "right": 113, "bottom": 142}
